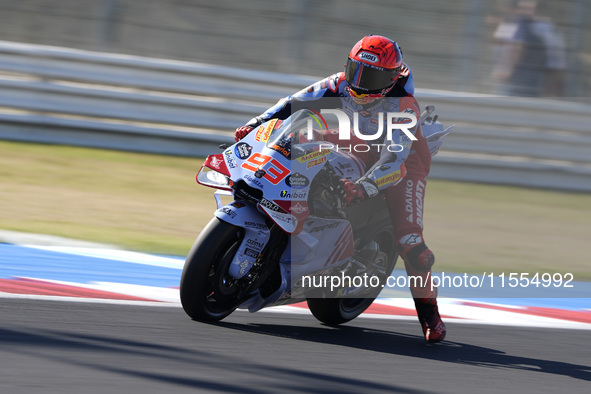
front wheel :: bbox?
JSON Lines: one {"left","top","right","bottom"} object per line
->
{"left": 180, "top": 218, "right": 246, "bottom": 322}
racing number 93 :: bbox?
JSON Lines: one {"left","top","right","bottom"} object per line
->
{"left": 241, "top": 153, "right": 289, "bottom": 185}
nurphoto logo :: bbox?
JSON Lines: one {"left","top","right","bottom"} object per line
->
{"left": 306, "top": 109, "right": 418, "bottom": 153}
{"left": 309, "top": 109, "right": 418, "bottom": 142}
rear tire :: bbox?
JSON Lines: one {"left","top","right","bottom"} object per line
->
{"left": 307, "top": 246, "right": 395, "bottom": 325}
{"left": 180, "top": 218, "right": 245, "bottom": 322}
{"left": 306, "top": 298, "right": 375, "bottom": 325}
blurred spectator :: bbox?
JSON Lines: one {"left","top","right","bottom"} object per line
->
{"left": 491, "top": 0, "right": 567, "bottom": 97}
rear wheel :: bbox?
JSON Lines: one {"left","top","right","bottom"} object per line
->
{"left": 180, "top": 218, "right": 246, "bottom": 322}
{"left": 307, "top": 248, "right": 394, "bottom": 325}
{"left": 306, "top": 298, "right": 375, "bottom": 325}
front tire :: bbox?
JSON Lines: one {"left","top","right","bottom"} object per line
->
{"left": 180, "top": 218, "right": 246, "bottom": 322}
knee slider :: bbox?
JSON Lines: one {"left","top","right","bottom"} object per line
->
{"left": 398, "top": 238, "right": 435, "bottom": 272}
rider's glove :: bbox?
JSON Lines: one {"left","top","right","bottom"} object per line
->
{"left": 341, "top": 180, "right": 364, "bottom": 206}
{"left": 235, "top": 126, "right": 253, "bottom": 142}
{"left": 340, "top": 178, "right": 379, "bottom": 206}
{"left": 235, "top": 116, "right": 264, "bottom": 141}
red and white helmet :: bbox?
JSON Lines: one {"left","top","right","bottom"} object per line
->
{"left": 345, "top": 35, "right": 404, "bottom": 104}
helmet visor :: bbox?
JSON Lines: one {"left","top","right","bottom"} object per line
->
{"left": 345, "top": 58, "right": 400, "bottom": 94}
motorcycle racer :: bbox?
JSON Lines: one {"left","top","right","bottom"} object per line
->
{"left": 235, "top": 35, "right": 446, "bottom": 343}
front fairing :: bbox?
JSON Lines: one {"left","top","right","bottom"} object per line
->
{"left": 217, "top": 113, "right": 330, "bottom": 233}
{"left": 197, "top": 110, "right": 363, "bottom": 233}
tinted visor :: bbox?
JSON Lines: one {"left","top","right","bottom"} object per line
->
{"left": 345, "top": 58, "right": 399, "bottom": 94}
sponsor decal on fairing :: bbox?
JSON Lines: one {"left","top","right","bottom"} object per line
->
{"left": 285, "top": 173, "right": 309, "bottom": 189}
{"left": 235, "top": 142, "right": 253, "bottom": 160}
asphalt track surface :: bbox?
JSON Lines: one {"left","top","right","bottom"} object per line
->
{"left": 1, "top": 298, "right": 589, "bottom": 394}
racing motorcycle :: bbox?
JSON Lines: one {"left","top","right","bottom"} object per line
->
{"left": 180, "top": 106, "right": 452, "bottom": 325}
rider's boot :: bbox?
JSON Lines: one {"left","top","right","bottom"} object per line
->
{"left": 398, "top": 240, "right": 446, "bottom": 343}
{"left": 414, "top": 298, "right": 446, "bottom": 343}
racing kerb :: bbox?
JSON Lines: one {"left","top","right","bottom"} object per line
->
{"left": 0, "top": 40, "right": 590, "bottom": 192}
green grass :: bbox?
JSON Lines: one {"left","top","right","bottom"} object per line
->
{"left": 1, "top": 140, "right": 590, "bottom": 280}
{"left": 423, "top": 181, "right": 591, "bottom": 281}
{"left": 0, "top": 140, "right": 214, "bottom": 255}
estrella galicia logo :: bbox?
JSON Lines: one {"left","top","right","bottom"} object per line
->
{"left": 235, "top": 142, "right": 252, "bottom": 160}
{"left": 285, "top": 173, "right": 309, "bottom": 189}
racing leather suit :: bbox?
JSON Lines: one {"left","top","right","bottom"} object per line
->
{"left": 241, "top": 65, "right": 437, "bottom": 304}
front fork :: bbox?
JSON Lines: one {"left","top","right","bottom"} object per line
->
{"left": 213, "top": 191, "right": 289, "bottom": 304}
{"left": 213, "top": 196, "right": 271, "bottom": 281}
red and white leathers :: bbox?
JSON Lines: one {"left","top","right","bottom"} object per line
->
{"left": 237, "top": 66, "right": 445, "bottom": 342}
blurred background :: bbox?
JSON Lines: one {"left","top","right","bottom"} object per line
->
{"left": 0, "top": 0, "right": 589, "bottom": 96}
{"left": 1, "top": 5, "right": 590, "bottom": 390}
{"left": 1, "top": 0, "right": 590, "bottom": 192}
{"left": 0, "top": 0, "right": 590, "bottom": 269}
